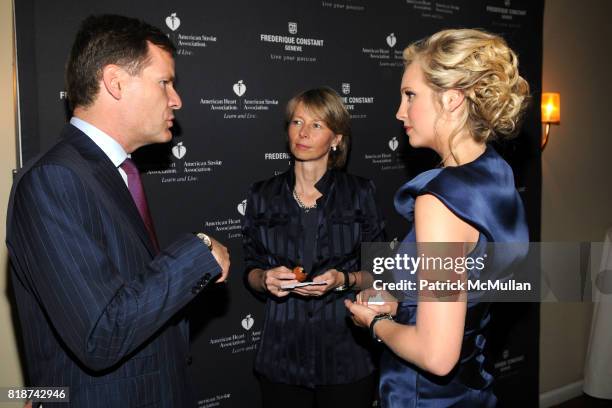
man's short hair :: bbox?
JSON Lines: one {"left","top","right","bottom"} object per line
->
{"left": 65, "top": 14, "right": 175, "bottom": 109}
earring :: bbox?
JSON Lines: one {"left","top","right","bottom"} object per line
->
{"left": 332, "top": 145, "right": 337, "bottom": 152}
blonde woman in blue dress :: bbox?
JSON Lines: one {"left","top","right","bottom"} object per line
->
{"left": 346, "top": 29, "right": 530, "bottom": 407}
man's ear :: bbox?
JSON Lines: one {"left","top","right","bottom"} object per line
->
{"left": 442, "top": 89, "right": 465, "bottom": 113}
{"left": 101, "top": 64, "right": 125, "bottom": 100}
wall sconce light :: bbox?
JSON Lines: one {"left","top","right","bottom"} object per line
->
{"left": 541, "top": 92, "right": 560, "bottom": 150}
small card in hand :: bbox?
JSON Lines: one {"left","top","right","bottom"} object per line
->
{"left": 281, "top": 281, "right": 328, "bottom": 290}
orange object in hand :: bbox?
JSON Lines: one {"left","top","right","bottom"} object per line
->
{"left": 293, "top": 266, "right": 307, "bottom": 282}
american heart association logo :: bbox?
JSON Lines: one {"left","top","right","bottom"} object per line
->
{"left": 241, "top": 314, "right": 254, "bottom": 330}
{"left": 386, "top": 33, "right": 397, "bottom": 47}
{"left": 172, "top": 142, "right": 187, "bottom": 159}
{"left": 237, "top": 199, "right": 247, "bottom": 216}
{"left": 389, "top": 237, "right": 399, "bottom": 250}
{"left": 165, "top": 13, "right": 181, "bottom": 31}
{"left": 388, "top": 137, "right": 399, "bottom": 151}
{"left": 233, "top": 80, "right": 246, "bottom": 97}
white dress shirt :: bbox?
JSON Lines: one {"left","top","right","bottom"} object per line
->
{"left": 70, "top": 117, "right": 129, "bottom": 186}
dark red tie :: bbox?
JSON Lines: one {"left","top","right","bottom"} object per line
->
{"left": 120, "top": 158, "right": 160, "bottom": 252}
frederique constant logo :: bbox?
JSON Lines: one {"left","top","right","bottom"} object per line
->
{"left": 165, "top": 13, "right": 181, "bottom": 31}
{"left": 241, "top": 314, "right": 254, "bottom": 330}
{"left": 233, "top": 80, "right": 247, "bottom": 97}
{"left": 288, "top": 22, "right": 298, "bottom": 35}
{"left": 172, "top": 142, "right": 187, "bottom": 159}
{"left": 388, "top": 137, "right": 399, "bottom": 152}
{"left": 341, "top": 83, "right": 351, "bottom": 95}
{"left": 338, "top": 82, "right": 374, "bottom": 116}
{"left": 386, "top": 33, "right": 397, "bottom": 47}
{"left": 237, "top": 199, "right": 247, "bottom": 216}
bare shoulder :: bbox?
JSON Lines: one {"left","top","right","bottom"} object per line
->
{"left": 414, "top": 194, "right": 478, "bottom": 243}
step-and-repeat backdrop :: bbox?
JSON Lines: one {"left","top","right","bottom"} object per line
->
{"left": 15, "top": 1, "right": 543, "bottom": 406}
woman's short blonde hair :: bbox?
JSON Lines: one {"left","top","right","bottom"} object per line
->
{"left": 285, "top": 87, "right": 351, "bottom": 169}
{"left": 403, "top": 29, "right": 530, "bottom": 147}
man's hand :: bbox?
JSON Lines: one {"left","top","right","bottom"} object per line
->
{"left": 209, "top": 236, "right": 230, "bottom": 283}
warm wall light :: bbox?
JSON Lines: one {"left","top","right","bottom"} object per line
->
{"left": 541, "top": 92, "right": 560, "bottom": 150}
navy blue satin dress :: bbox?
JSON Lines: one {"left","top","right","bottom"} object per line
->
{"left": 380, "top": 146, "right": 528, "bottom": 407}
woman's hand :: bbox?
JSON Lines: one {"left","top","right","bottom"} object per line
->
{"left": 355, "top": 288, "right": 399, "bottom": 316}
{"left": 292, "top": 269, "right": 343, "bottom": 297}
{"left": 344, "top": 299, "right": 379, "bottom": 328}
{"left": 261, "top": 266, "right": 297, "bottom": 297}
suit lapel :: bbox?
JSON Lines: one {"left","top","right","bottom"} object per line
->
{"left": 62, "top": 125, "right": 157, "bottom": 257}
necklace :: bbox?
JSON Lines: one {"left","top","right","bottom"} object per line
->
{"left": 293, "top": 189, "right": 317, "bottom": 212}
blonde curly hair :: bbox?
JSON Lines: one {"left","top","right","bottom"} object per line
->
{"left": 403, "top": 29, "right": 530, "bottom": 150}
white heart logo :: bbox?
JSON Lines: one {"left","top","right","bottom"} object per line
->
{"left": 172, "top": 142, "right": 186, "bottom": 159}
{"left": 386, "top": 33, "right": 396, "bottom": 47}
{"left": 389, "top": 137, "right": 399, "bottom": 151}
{"left": 237, "top": 199, "right": 247, "bottom": 216}
{"left": 389, "top": 237, "right": 399, "bottom": 249}
{"left": 165, "top": 13, "right": 181, "bottom": 31}
{"left": 233, "top": 80, "right": 246, "bottom": 97}
{"left": 241, "top": 314, "right": 254, "bottom": 330}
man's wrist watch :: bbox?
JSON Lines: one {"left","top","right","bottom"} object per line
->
{"left": 369, "top": 313, "right": 393, "bottom": 343}
{"left": 196, "top": 233, "right": 213, "bottom": 250}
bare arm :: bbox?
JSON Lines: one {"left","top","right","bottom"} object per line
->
{"left": 346, "top": 194, "right": 478, "bottom": 376}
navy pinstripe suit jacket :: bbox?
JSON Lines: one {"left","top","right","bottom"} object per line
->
{"left": 6, "top": 124, "right": 220, "bottom": 407}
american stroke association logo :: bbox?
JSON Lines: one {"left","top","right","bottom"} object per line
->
{"left": 200, "top": 80, "right": 278, "bottom": 120}
{"left": 386, "top": 33, "right": 397, "bottom": 47}
{"left": 237, "top": 199, "right": 247, "bottom": 216}
{"left": 165, "top": 12, "right": 181, "bottom": 31}
{"left": 241, "top": 314, "right": 254, "bottom": 330}
{"left": 233, "top": 80, "right": 247, "bottom": 97}
{"left": 147, "top": 140, "right": 224, "bottom": 184}
{"left": 163, "top": 12, "right": 218, "bottom": 56}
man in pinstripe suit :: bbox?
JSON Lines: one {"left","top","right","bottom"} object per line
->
{"left": 6, "top": 15, "right": 230, "bottom": 407}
